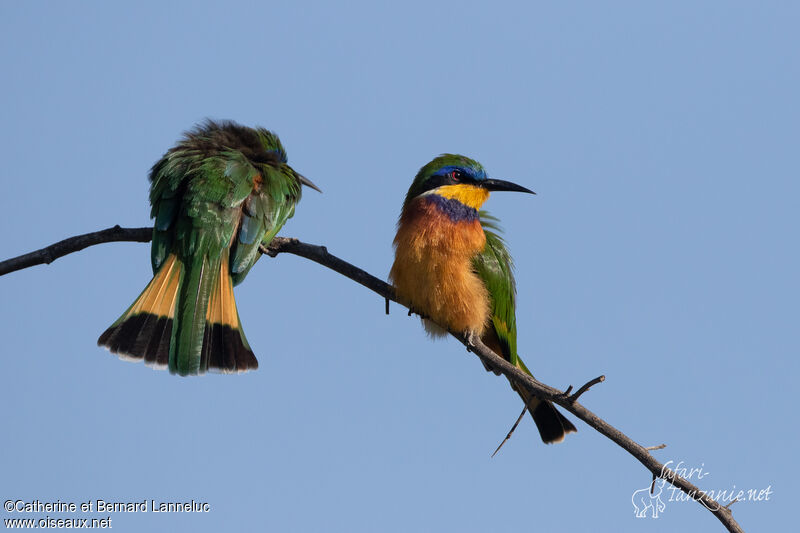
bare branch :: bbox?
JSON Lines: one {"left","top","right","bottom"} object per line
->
{"left": 260, "top": 239, "right": 744, "bottom": 533}
{"left": 0, "top": 226, "right": 152, "bottom": 276}
{"left": 491, "top": 406, "right": 527, "bottom": 458}
{"left": 645, "top": 444, "right": 667, "bottom": 451}
{"left": 0, "top": 228, "right": 746, "bottom": 533}
{"left": 261, "top": 238, "right": 396, "bottom": 302}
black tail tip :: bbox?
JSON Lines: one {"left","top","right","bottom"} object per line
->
{"left": 532, "top": 401, "right": 577, "bottom": 444}
{"left": 201, "top": 322, "right": 259, "bottom": 374}
{"left": 97, "top": 314, "right": 172, "bottom": 368}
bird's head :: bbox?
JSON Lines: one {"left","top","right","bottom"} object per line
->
{"left": 254, "top": 128, "right": 321, "bottom": 193}
{"left": 403, "top": 154, "right": 533, "bottom": 211}
{"left": 254, "top": 128, "right": 289, "bottom": 165}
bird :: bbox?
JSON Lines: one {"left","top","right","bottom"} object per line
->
{"left": 98, "top": 120, "right": 320, "bottom": 376}
{"left": 389, "top": 154, "right": 576, "bottom": 443}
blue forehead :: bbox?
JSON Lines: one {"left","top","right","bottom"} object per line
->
{"left": 268, "top": 148, "right": 288, "bottom": 164}
{"left": 433, "top": 164, "right": 487, "bottom": 180}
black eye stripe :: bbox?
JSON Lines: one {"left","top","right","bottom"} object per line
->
{"left": 418, "top": 169, "right": 472, "bottom": 195}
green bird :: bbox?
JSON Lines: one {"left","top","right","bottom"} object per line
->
{"left": 390, "top": 154, "right": 576, "bottom": 443}
{"left": 98, "top": 120, "right": 320, "bottom": 376}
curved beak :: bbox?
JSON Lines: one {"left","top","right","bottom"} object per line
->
{"left": 297, "top": 173, "right": 322, "bottom": 193}
{"left": 482, "top": 178, "right": 535, "bottom": 195}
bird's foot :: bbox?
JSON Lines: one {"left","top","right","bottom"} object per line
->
{"left": 407, "top": 306, "right": 429, "bottom": 320}
{"left": 464, "top": 331, "right": 479, "bottom": 353}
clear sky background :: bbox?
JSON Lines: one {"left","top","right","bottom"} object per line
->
{"left": 1, "top": 2, "right": 797, "bottom": 532}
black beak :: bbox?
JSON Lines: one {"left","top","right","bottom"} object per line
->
{"left": 481, "top": 178, "right": 535, "bottom": 194}
{"left": 297, "top": 173, "right": 322, "bottom": 193}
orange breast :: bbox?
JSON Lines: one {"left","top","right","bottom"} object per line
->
{"left": 389, "top": 196, "right": 490, "bottom": 336}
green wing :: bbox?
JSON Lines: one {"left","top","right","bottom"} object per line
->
{"left": 229, "top": 166, "right": 300, "bottom": 286}
{"left": 149, "top": 147, "right": 187, "bottom": 273}
{"left": 472, "top": 211, "right": 527, "bottom": 372}
{"left": 474, "top": 212, "right": 578, "bottom": 443}
{"left": 150, "top": 150, "right": 259, "bottom": 267}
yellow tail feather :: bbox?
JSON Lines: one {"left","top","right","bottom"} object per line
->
{"left": 205, "top": 258, "right": 239, "bottom": 328}
{"left": 128, "top": 254, "right": 182, "bottom": 319}
{"left": 98, "top": 253, "right": 184, "bottom": 366}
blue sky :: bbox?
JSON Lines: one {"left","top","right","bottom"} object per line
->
{"left": 1, "top": 1, "right": 797, "bottom": 531}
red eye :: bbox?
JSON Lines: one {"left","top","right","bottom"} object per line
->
{"left": 451, "top": 171, "right": 459, "bottom": 181}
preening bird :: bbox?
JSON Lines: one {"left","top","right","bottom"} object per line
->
{"left": 98, "top": 120, "right": 320, "bottom": 376}
{"left": 389, "top": 154, "right": 576, "bottom": 443}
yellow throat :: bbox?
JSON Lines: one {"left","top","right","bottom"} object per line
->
{"left": 433, "top": 184, "right": 490, "bottom": 210}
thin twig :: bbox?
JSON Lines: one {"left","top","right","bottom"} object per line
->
{"left": 491, "top": 406, "right": 527, "bottom": 458}
{"left": 0, "top": 228, "right": 745, "bottom": 533}
{"left": 567, "top": 375, "right": 606, "bottom": 403}
{"left": 645, "top": 444, "right": 667, "bottom": 451}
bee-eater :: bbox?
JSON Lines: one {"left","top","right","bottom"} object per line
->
{"left": 98, "top": 120, "right": 320, "bottom": 376}
{"left": 389, "top": 154, "right": 576, "bottom": 443}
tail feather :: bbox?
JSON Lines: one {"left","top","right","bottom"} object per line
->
{"left": 202, "top": 257, "right": 257, "bottom": 373}
{"left": 516, "top": 387, "right": 578, "bottom": 444}
{"left": 142, "top": 316, "right": 172, "bottom": 367}
{"left": 98, "top": 254, "right": 182, "bottom": 366}
{"left": 136, "top": 258, "right": 181, "bottom": 366}
{"left": 99, "top": 252, "right": 258, "bottom": 375}
{"left": 171, "top": 255, "right": 216, "bottom": 375}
